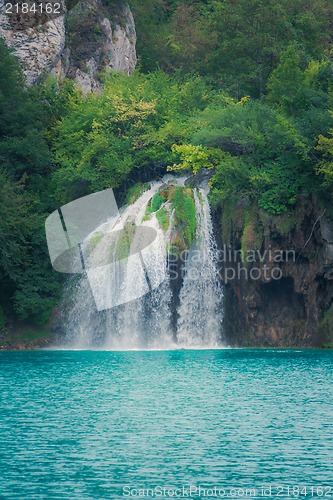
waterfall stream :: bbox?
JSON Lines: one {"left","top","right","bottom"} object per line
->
{"left": 61, "top": 178, "right": 224, "bottom": 349}
{"left": 177, "top": 189, "right": 223, "bottom": 347}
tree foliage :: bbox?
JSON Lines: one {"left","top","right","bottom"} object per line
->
{"left": 129, "top": 0, "right": 332, "bottom": 97}
{"left": 51, "top": 71, "right": 214, "bottom": 202}
{"left": 1, "top": 0, "right": 333, "bottom": 325}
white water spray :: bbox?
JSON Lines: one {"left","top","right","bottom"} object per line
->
{"left": 61, "top": 178, "right": 224, "bottom": 349}
{"left": 176, "top": 189, "right": 223, "bottom": 347}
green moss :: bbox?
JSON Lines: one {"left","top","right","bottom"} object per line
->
{"left": 274, "top": 204, "right": 304, "bottom": 235}
{"left": 156, "top": 207, "right": 169, "bottom": 231}
{"left": 273, "top": 213, "right": 296, "bottom": 235}
{"left": 240, "top": 205, "right": 264, "bottom": 264}
{"left": 145, "top": 186, "right": 196, "bottom": 251}
{"left": 151, "top": 193, "right": 166, "bottom": 212}
{"left": 126, "top": 182, "right": 150, "bottom": 205}
{"left": 196, "top": 189, "right": 204, "bottom": 206}
{"left": 89, "top": 232, "right": 103, "bottom": 252}
{"left": 168, "top": 186, "right": 196, "bottom": 249}
{"left": 169, "top": 235, "right": 187, "bottom": 253}
{"left": 145, "top": 190, "right": 167, "bottom": 216}
{"left": 112, "top": 222, "right": 136, "bottom": 261}
{"left": 221, "top": 197, "right": 246, "bottom": 245}
{"left": 221, "top": 198, "right": 300, "bottom": 263}
{"left": 220, "top": 196, "right": 306, "bottom": 253}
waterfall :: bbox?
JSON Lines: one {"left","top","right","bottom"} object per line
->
{"left": 176, "top": 189, "right": 223, "bottom": 348}
{"left": 60, "top": 179, "right": 224, "bottom": 350}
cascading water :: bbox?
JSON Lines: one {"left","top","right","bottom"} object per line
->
{"left": 176, "top": 189, "right": 223, "bottom": 348}
{"left": 63, "top": 181, "right": 174, "bottom": 349}
{"left": 61, "top": 177, "right": 224, "bottom": 350}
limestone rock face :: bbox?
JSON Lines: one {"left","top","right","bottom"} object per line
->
{"left": 0, "top": 0, "right": 136, "bottom": 90}
{"left": 0, "top": 2, "right": 66, "bottom": 85}
{"left": 100, "top": 8, "right": 136, "bottom": 74}
{"left": 65, "top": 1, "right": 137, "bottom": 93}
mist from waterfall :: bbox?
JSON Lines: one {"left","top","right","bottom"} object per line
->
{"left": 60, "top": 178, "right": 224, "bottom": 350}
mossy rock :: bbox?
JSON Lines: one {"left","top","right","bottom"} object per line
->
{"left": 240, "top": 205, "right": 264, "bottom": 263}
{"left": 156, "top": 207, "right": 170, "bottom": 232}
{"left": 144, "top": 186, "right": 196, "bottom": 251}
{"left": 126, "top": 182, "right": 150, "bottom": 205}
{"left": 167, "top": 186, "right": 196, "bottom": 250}
{"left": 146, "top": 191, "right": 167, "bottom": 216}
{"left": 221, "top": 197, "right": 247, "bottom": 245}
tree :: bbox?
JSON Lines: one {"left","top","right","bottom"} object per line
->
{"left": 0, "top": 39, "right": 51, "bottom": 181}
{"left": 50, "top": 71, "right": 213, "bottom": 202}
{"left": 316, "top": 129, "right": 333, "bottom": 196}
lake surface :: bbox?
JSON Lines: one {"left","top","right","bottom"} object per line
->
{"left": 0, "top": 349, "right": 332, "bottom": 499}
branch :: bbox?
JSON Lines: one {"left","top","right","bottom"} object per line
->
{"left": 296, "top": 211, "right": 326, "bottom": 263}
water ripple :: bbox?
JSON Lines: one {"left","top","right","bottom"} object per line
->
{"left": 0, "top": 349, "right": 332, "bottom": 499}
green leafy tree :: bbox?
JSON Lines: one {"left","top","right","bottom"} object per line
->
{"left": 170, "top": 98, "right": 316, "bottom": 213}
{"left": 0, "top": 170, "right": 35, "bottom": 283}
{"left": 51, "top": 71, "right": 214, "bottom": 202}
{"left": 130, "top": 0, "right": 332, "bottom": 97}
{"left": 316, "top": 129, "right": 333, "bottom": 195}
{"left": 209, "top": 0, "right": 332, "bottom": 97}
{"left": 0, "top": 39, "right": 51, "bottom": 181}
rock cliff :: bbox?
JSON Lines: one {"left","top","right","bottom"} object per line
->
{"left": 217, "top": 196, "right": 333, "bottom": 347}
{"left": 0, "top": 0, "right": 136, "bottom": 91}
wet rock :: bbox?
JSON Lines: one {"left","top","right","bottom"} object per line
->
{"left": 219, "top": 196, "right": 333, "bottom": 347}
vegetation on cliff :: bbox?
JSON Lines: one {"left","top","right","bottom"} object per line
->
{"left": 145, "top": 186, "right": 196, "bottom": 250}
{"left": 1, "top": 0, "right": 333, "bottom": 331}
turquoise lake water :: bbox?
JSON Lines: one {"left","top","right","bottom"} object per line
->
{"left": 0, "top": 349, "right": 332, "bottom": 499}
